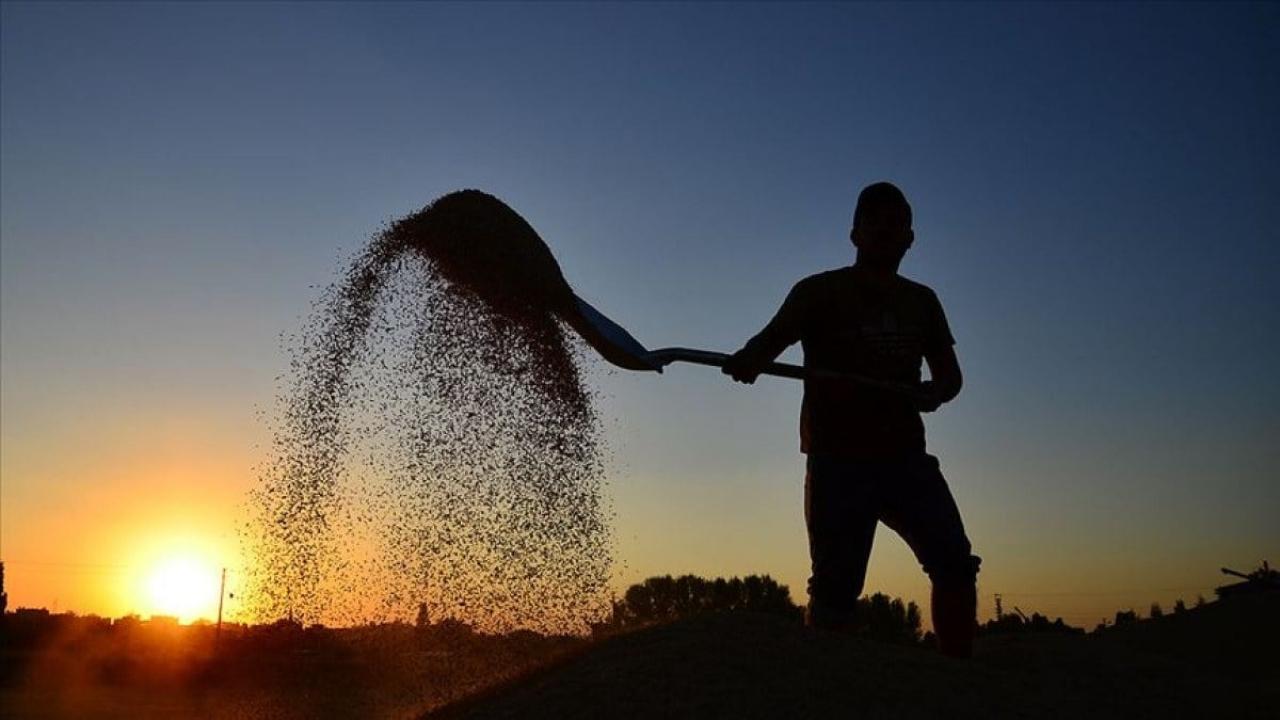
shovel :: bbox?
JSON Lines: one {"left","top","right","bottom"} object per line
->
{"left": 567, "top": 295, "right": 923, "bottom": 398}
{"left": 401, "top": 189, "right": 922, "bottom": 399}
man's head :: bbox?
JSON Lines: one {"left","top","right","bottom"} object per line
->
{"left": 850, "top": 182, "right": 913, "bottom": 270}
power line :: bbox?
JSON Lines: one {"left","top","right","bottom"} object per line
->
{"left": 4, "top": 560, "right": 138, "bottom": 569}
{"left": 994, "top": 586, "right": 1215, "bottom": 598}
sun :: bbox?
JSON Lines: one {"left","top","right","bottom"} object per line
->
{"left": 145, "top": 554, "right": 220, "bottom": 623}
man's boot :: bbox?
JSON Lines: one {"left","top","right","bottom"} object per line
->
{"left": 931, "top": 582, "right": 977, "bottom": 658}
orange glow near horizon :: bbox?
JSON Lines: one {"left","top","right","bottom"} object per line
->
{"left": 120, "top": 531, "right": 229, "bottom": 624}
{"left": 144, "top": 555, "right": 221, "bottom": 623}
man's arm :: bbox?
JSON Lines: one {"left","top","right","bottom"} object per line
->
{"left": 722, "top": 283, "right": 805, "bottom": 384}
{"left": 919, "top": 345, "right": 963, "bottom": 412}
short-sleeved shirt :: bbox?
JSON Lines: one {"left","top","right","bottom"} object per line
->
{"left": 741, "top": 266, "right": 954, "bottom": 457}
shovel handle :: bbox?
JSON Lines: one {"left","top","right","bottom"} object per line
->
{"left": 643, "top": 348, "right": 921, "bottom": 397}
{"left": 645, "top": 348, "right": 804, "bottom": 378}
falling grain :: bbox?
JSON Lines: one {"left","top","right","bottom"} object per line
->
{"left": 243, "top": 191, "right": 613, "bottom": 635}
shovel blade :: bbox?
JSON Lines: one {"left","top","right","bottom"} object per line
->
{"left": 562, "top": 295, "right": 661, "bottom": 372}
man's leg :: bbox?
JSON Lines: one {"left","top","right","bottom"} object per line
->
{"left": 804, "top": 454, "right": 879, "bottom": 630}
{"left": 878, "top": 454, "right": 981, "bottom": 657}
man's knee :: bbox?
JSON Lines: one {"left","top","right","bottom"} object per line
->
{"left": 926, "top": 554, "right": 981, "bottom": 588}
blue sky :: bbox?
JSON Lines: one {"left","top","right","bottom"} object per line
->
{"left": 3, "top": 2, "right": 1277, "bottom": 623}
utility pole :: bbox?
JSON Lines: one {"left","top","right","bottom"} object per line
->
{"left": 216, "top": 567, "right": 227, "bottom": 647}
{"left": 994, "top": 593, "right": 1003, "bottom": 620}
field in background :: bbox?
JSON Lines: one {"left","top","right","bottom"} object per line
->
{"left": 431, "top": 591, "right": 1278, "bottom": 719}
{"left": 1, "top": 615, "right": 580, "bottom": 719}
{"left": 3, "top": 591, "right": 1276, "bottom": 719}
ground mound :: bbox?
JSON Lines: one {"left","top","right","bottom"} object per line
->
{"left": 427, "top": 592, "right": 1278, "bottom": 719}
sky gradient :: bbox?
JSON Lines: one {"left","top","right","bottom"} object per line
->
{"left": 3, "top": 2, "right": 1278, "bottom": 626}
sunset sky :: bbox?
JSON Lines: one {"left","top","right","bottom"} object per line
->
{"left": 2, "top": 3, "right": 1277, "bottom": 627}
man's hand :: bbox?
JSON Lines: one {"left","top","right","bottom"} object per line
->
{"left": 914, "top": 381, "right": 943, "bottom": 413}
{"left": 921, "top": 346, "right": 963, "bottom": 411}
{"left": 722, "top": 348, "right": 763, "bottom": 384}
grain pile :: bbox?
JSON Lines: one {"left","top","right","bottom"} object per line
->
{"left": 243, "top": 191, "right": 613, "bottom": 634}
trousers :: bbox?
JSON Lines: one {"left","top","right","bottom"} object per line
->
{"left": 805, "top": 452, "right": 980, "bottom": 622}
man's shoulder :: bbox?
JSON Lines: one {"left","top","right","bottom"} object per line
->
{"left": 794, "top": 267, "right": 853, "bottom": 293}
{"left": 894, "top": 274, "right": 940, "bottom": 300}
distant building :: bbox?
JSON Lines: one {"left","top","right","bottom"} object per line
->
{"left": 1216, "top": 562, "right": 1279, "bottom": 598}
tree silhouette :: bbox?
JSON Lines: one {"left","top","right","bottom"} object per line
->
{"left": 614, "top": 574, "right": 798, "bottom": 627}
{"left": 608, "top": 574, "right": 923, "bottom": 644}
{"left": 858, "top": 593, "right": 923, "bottom": 643}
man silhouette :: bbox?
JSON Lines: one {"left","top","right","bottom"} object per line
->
{"left": 722, "top": 182, "right": 980, "bottom": 657}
